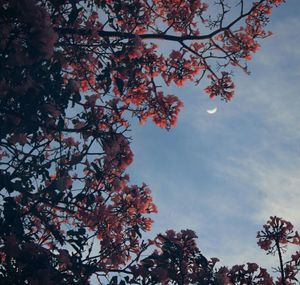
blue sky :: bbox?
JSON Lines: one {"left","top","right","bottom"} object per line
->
{"left": 127, "top": 0, "right": 300, "bottom": 270}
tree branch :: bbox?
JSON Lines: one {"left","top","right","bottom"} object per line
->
{"left": 54, "top": 0, "right": 265, "bottom": 42}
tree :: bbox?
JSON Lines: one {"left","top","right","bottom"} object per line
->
{"left": 0, "top": 0, "right": 291, "bottom": 284}
{"left": 126, "top": 218, "right": 300, "bottom": 285}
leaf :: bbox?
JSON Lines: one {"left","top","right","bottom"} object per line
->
{"left": 78, "top": 228, "right": 86, "bottom": 235}
{"left": 67, "top": 230, "right": 75, "bottom": 236}
{"left": 133, "top": 225, "right": 142, "bottom": 238}
{"left": 91, "top": 162, "right": 103, "bottom": 180}
{"left": 68, "top": 7, "right": 83, "bottom": 24}
{"left": 57, "top": 116, "right": 64, "bottom": 130}
{"left": 110, "top": 276, "right": 118, "bottom": 285}
{"left": 115, "top": 77, "right": 124, "bottom": 94}
{"left": 75, "top": 193, "right": 85, "bottom": 201}
{"left": 86, "top": 194, "right": 95, "bottom": 206}
{"left": 73, "top": 92, "right": 81, "bottom": 104}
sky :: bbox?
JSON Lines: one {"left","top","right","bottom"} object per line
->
{"left": 127, "top": 0, "right": 300, "bottom": 271}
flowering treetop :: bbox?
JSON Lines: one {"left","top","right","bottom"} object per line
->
{"left": 0, "top": 0, "right": 290, "bottom": 284}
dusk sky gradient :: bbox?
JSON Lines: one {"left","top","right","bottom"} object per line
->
{"left": 127, "top": 0, "right": 300, "bottom": 270}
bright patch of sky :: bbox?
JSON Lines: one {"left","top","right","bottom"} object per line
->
{"left": 127, "top": 0, "right": 300, "bottom": 271}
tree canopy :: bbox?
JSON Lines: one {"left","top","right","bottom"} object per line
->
{"left": 1, "top": 0, "right": 299, "bottom": 284}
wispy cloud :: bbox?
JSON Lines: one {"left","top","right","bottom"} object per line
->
{"left": 128, "top": 0, "right": 300, "bottom": 273}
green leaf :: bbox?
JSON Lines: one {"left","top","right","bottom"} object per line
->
{"left": 115, "top": 77, "right": 124, "bottom": 94}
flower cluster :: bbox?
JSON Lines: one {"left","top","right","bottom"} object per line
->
{"left": 204, "top": 72, "right": 235, "bottom": 101}
{"left": 257, "top": 216, "right": 300, "bottom": 253}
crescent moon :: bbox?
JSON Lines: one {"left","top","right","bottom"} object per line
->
{"left": 206, "top": 107, "right": 217, "bottom": 114}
